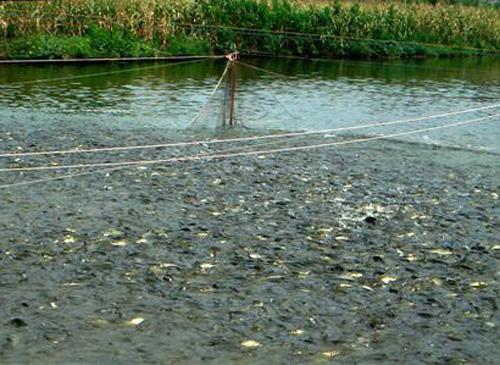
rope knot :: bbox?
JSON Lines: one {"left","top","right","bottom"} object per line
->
{"left": 225, "top": 52, "right": 239, "bottom": 62}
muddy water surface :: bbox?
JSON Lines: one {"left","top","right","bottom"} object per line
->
{"left": 0, "top": 57, "right": 499, "bottom": 364}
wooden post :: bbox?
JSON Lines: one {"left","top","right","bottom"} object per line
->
{"left": 226, "top": 52, "right": 238, "bottom": 127}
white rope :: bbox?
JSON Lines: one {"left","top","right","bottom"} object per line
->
{"left": 237, "top": 61, "right": 291, "bottom": 79}
{"left": 0, "top": 137, "right": 292, "bottom": 190}
{"left": 0, "top": 165, "right": 133, "bottom": 190}
{"left": 0, "top": 55, "right": 225, "bottom": 65}
{"left": 1, "top": 103, "right": 498, "bottom": 159}
{"left": 188, "top": 60, "right": 231, "bottom": 126}
{"left": 1, "top": 113, "right": 497, "bottom": 173}
{"left": 1, "top": 113, "right": 496, "bottom": 189}
{"left": 0, "top": 58, "right": 215, "bottom": 87}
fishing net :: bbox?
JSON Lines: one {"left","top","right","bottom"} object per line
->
{"left": 192, "top": 61, "right": 242, "bottom": 129}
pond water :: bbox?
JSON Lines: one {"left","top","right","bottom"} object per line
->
{"left": 0, "top": 56, "right": 498, "bottom": 153}
{"left": 0, "top": 57, "right": 499, "bottom": 364}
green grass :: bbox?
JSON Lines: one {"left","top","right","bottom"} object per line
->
{"left": 0, "top": 0, "right": 498, "bottom": 60}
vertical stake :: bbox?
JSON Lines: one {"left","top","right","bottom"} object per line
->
{"left": 226, "top": 51, "right": 239, "bottom": 127}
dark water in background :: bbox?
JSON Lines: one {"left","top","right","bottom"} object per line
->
{"left": 0, "top": 56, "right": 498, "bottom": 152}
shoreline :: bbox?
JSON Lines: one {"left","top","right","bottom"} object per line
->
{"left": 0, "top": 0, "right": 498, "bottom": 61}
{"left": 0, "top": 51, "right": 497, "bottom": 65}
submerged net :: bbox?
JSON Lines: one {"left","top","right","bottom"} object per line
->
{"left": 193, "top": 61, "right": 242, "bottom": 129}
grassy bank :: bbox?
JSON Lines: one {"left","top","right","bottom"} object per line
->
{"left": 0, "top": 0, "right": 498, "bottom": 60}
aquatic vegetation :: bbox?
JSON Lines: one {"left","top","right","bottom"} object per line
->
{"left": 0, "top": 0, "right": 498, "bottom": 59}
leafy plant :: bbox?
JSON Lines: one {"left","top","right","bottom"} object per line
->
{"left": 0, "top": 0, "right": 498, "bottom": 59}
